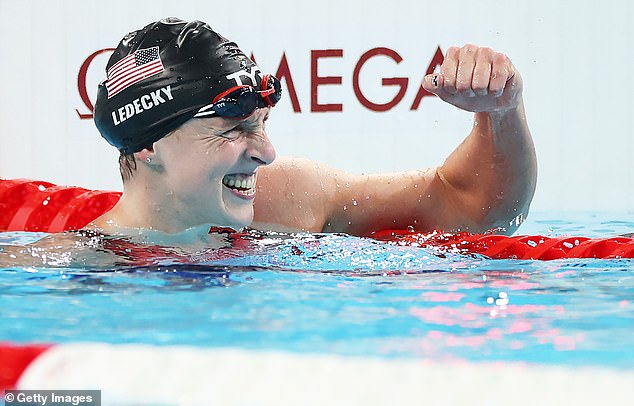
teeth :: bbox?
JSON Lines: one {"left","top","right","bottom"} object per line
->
{"left": 222, "top": 174, "right": 256, "bottom": 192}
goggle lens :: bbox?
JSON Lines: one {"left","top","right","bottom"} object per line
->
{"left": 195, "top": 75, "right": 282, "bottom": 119}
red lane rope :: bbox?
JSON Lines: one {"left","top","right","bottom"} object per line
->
{"left": 2, "top": 179, "right": 634, "bottom": 259}
{"left": 371, "top": 230, "right": 634, "bottom": 260}
{"left": 0, "top": 342, "right": 51, "bottom": 389}
{"left": 0, "top": 179, "right": 120, "bottom": 232}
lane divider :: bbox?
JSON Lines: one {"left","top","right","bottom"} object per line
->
{"left": 1, "top": 342, "right": 633, "bottom": 405}
{"left": 0, "top": 343, "right": 51, "bottom": 390}
{"left": 3, "top": 178, "right": 634, "bottom": 259}
{"left": 0, "top": 179, "right": 120, "bottom": 233}
{"left": 371, "top": 229, "right": 634, "bottom": 259}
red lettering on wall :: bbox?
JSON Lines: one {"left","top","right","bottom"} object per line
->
{"left": 75, "top": 48, "right": 115, "bottom": 119}
{"left": 311, "top": 49, "right": 343, "bottom": 112}
{"left": 410, "top": 46, "right": 444, "bottom": 111}
{"left": 353, "top": 47, "right": 408, "bottom": 112}
{"left": 78, "top": 46, "right": 445, "bottom": 119}
{"left": 275, "top": 53, "right": 302, "bottom": 113}
{"left": 252, "top": 52, "right": 301, "bottom": 113}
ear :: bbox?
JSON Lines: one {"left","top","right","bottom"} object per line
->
{"left": 133, "top": 146, "right": 160, "bottom": 166}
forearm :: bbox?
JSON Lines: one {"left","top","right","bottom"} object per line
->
{"left": 438, "top": 100, "right": 537, "bottom": 234}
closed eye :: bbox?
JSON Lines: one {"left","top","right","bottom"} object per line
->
{"left": 219, "top": 129, "right": 242, "bottom": 140}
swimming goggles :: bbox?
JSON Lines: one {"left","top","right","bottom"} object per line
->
{"left": 194, "top": 74, "right": 282, "bottom": 119}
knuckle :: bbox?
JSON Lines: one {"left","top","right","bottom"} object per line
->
{"left": 476, "top": 47, "right": 494, "bottom": 60}
{"left": 460, "top": 43, "right": 478, "bottom": 56}
{"left": 493, "top": 52, "right": 510, "bottom": 65}
{"left": 492, "top": 60, "right": 508, "bottom": 76}
{"left": 445, "top": 46, "right": 459, "bottom": 61}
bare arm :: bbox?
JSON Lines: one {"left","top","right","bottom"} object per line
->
{"left": 253, "top": 44, "right": 536, "bottom": 236}
{"left": 415, "top": 44, "right": 537, "bottom": 234}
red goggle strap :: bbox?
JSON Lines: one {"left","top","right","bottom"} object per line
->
{"left": 260, "top": 74, "right": 276, "bottom": 106}
{"left": 212, "top": 85, "right": 252, "bottom": 103}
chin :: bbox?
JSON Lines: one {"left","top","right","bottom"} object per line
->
{"left": 223, "top": 209, "right": 254, "bottom": 230}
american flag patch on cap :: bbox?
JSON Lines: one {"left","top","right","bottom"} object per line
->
{"left": 106, "top": 47, "right": 165, "bottom": 98}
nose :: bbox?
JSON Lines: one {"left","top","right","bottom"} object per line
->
{"left": 246, "top": 129, "right": 276, "bottom": 166}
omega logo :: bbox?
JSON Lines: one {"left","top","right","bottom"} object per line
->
{"left": 76, "top": 46, "right": 443, "bottom": 119}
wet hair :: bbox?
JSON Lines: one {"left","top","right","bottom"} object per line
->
{"left": 118, "top": 153, "right": 137, "bottom": 182}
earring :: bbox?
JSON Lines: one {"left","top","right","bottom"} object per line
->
{"left": 146, "top": 157, "right": 152, "bottom": 163}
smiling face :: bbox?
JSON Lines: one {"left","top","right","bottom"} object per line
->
{"left": 146, "top": 107, "right": 275, "bottom": 230}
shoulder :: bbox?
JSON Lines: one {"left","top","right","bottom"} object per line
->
{"left": 258, "top": 157, "right": 349, "bottom": 197}
{"left": 260, "top": 156, "right": 336, "bottom": 176}
{"left": 253, "top": 157, "right": 352, "bottom": 232}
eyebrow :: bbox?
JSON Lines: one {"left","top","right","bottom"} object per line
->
{"left": 235, "top": 116, "right": 263, "bottom": 133}
{"left": 211, "top": 110, "right": 267, "bottom": 134}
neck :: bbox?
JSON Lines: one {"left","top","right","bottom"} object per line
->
{"left": 90, "top": 176, "right": 210, "bottom": 235}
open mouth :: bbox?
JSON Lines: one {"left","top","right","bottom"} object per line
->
{"left": 222, "top": 173, "right": 256, "bottom": 198}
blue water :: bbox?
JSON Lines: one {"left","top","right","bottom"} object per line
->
{"left": 0, "top": 211, "right": 633, "bottom": 369}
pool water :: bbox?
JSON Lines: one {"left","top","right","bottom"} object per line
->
{"left": 1, "top": 211, "right": 633, "bottom": 369}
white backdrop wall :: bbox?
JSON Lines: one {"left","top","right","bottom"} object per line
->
{"left": 0, "top": 0, "right": 632, "bottom": 212}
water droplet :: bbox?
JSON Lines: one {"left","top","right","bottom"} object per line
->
{"left": 352, "top": 199, "right": 358, "bottom": 206}
{"left": 495, "top": 297, "right": 509, "bottom": 306}
{"left": 176, "top": 76, "right": 183, "bottom": 81}
{"left": 343, "top": 205, "right": 348, "bottom": 211}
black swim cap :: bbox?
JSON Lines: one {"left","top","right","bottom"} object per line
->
{"left": 94, "top": 17, "right": 270, "bottom": 154}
